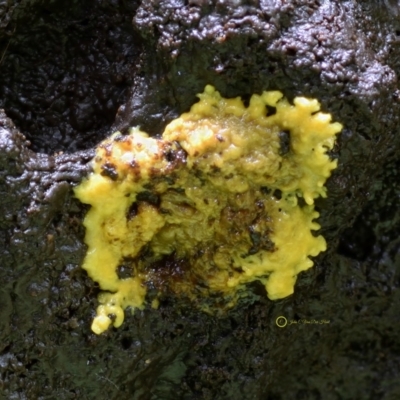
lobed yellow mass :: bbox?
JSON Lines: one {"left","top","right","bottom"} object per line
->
{"left": 74, "top": 85, "right": 342, "bottom": 334}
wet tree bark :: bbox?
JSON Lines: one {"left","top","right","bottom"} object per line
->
{"left": 1, "top": 1, "right": 400, "bottom": 398}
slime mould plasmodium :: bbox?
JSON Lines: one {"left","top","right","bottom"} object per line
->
{"left": 74, "top": 85, "right": 342, "bottom": 334}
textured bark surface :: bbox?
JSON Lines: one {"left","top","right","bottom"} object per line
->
{"left": 1, "top": 0, "right": 400, "bottom": 399}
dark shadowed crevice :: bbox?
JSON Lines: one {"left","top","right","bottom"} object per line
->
{"left": 0, "top": 0, "right": 142, "bottom": 154}
{"left": 337, "top": 214, "right": 376, "bottom": 261}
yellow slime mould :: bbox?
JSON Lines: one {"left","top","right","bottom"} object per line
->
{"left": 74, "top": 85, "right": 342, "bottom": 334}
